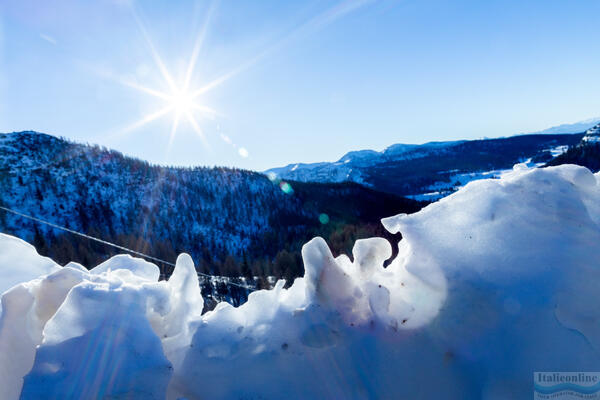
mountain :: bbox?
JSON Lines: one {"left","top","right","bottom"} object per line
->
{"left": 0, "top": 131, "right": 423, "bottom": 304}
{"left": 546, "top": 122, "right": 600, "bottom": 172}
{"left": 582, "top": 122, "right": 600, "bottom": 143}
{"left": 524, "top": 117, "right": 600, "bottom": 135}
{"left": 3, "top": 163, "right": 599, "bottom": 400}
{"left": 266, "top": 141, "right": 465, "bottom": 186}
{"left": 266, "top": 133, "right": 584, "bottom": 200}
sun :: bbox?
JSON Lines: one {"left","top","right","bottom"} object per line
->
{"left": 122, "top": 74, "right": 217, "bottom": 149}
{"left": 118, "top": 8, "right": 224, "bottom": 150}
{"left": 170, "top": 89, "right": 194, "bottom": 115}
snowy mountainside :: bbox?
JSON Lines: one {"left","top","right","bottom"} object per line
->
{"left": 267, "top": 140, "right": 463, "bottom": 185}
{"left": 546, "top": 122, "right": 600, "bottom": 172}
{"left": 0, "top": 131, "right": 288, "bottom": 259}
{"left": 582, "top": 122, "right": 600, "bottom": 143}
{"left": 0, "top": 164, "right": 599, "bottom": 399}
{"left": 0, "top": 131, "right": 422, "bottom": 283}
{"left": 266, "top": 133, "right": 584, "bottom": 198}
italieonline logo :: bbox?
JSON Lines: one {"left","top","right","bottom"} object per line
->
{"left": 534, "top": 372, "right": 600, "bottom": 399}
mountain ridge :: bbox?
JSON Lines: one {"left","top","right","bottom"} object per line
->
{"left": 266, "top": 118, "right": 600, "bottom": 181}
{"left": 266, "top": 132, "right": 585, "bottom": 199}
{"left": 0, "top": 131, "right": 422, "bottom": 288}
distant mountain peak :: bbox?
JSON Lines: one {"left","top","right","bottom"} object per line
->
{"left": 265, "top": 132, "right": 584, "bottom": 200}
{"left": 525, "top": 117, "right": 600, "bottom": 135}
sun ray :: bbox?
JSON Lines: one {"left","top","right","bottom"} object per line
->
{"left": 189, "top": 69, "right": 238, "bottom": 99}
{"left": 167, "top": 112, "right": 181, "bottom": 151}
{"left": 191, "top": 104, "right": 219, "bottom": 117}
{"left": 188, "top": 0, "right": 374, "bottom": 101}
{"left": 185, "top": 111, "right": 209, "bottom": 148}
{"left": 131, "top": 7, "right": 178, "bottom": 93}
{"left": 121, "top": 105, "right": 174, "bottom": 135}
{"left": 121, "top": 80, "right": 171, "bottom": 101}
{"left": 188, "top": 45, "right": 270, "bottom": 100}
{"left": 107, "top": 0, "right": 372, "bottom": 152}
{"left": 184, "top": 0, "right": 218, "bottom": 91}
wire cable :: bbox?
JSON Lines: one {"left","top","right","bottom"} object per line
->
{"left": 0, "top": 205, "right": 255, "bottom": 291}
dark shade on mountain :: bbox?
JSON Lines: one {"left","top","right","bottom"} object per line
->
{"left": 268, "top": 133, "right": 584, "bottom": 197}
{"left": 545, "top": 143, "right": 600, "bottom": 172}
{"left": 0, "top": 131, "right": 423, "bottom": 288}
{"left": 366, "top": 134, "right": 585, "bottom": 196}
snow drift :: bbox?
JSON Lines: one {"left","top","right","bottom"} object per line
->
{"left": 0, "top": 164, "right": 599, "bottom": 399}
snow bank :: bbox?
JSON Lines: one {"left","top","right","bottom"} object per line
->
{"left": 0, "top": 253, "right": 203, "bottom": 399}
{"left": 0, "top": 233, "right": 59, "bottom": 295}
{"left": 0, "top": 164, "right": 599, "bottom": 399}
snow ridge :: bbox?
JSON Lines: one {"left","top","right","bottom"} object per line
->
{"left": 0, "top": 164, "right": 599, "bottom": 399}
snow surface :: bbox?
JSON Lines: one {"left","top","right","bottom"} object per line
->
{"left": 0, "top": 234, "right": 60, "bottom": 294}
{"left": 1, "top": 164, "right": 599, "bottom": 399}
{"left": 406, "top": 144, "right": 571, "bottom": 201}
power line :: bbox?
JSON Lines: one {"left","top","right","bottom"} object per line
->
{"left": 0, "top": 205, "right": 175, "bottom": 266}
{"left": 0, "top": 205, "right": 255, "bottom": 291}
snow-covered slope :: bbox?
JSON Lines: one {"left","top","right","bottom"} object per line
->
{"left": 0, "top": 131, "right": 298, "bottom": 259}
{"left": 266, "top": 133, "right": 583, "bottom": 199}
{"left": 267, "top": 140, "right": 462, "bottom": 185}
{"left": 1, "top": 164, "right": 599, "bottom": 399}
{"left": 582, "top": 122, "right": 600, "bottom": 143}
{"left": 0, "top": 234, "right": 59, "bottom": 294}
{"left": 544, "top": 123, "right": 600, "bottom": 174}
{"left": 0, "top": 131, "right": 421, "bottom": 285}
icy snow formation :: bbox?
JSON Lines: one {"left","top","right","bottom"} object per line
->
{"left": 0, "top": 234, "right": 60, "bottom": 295}
{"left": 0, "top": 164, "right": 599, "bottom": 399}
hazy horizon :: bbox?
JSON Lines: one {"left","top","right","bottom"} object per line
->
{"left": 1, "top": 0, "right": 599, "bottom": 170}
{"left": 1, "top": 115, "right": 598, "bottom": 171}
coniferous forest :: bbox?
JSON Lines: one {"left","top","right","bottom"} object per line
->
{"left": 0, "top": 131, "right": 423, "bottom": 287}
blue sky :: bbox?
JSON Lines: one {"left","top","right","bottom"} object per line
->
{"left": 0, "top": 0, "right": 599, "bottom": 171}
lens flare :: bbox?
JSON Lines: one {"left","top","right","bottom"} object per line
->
{"left": 238, "top": 147, "right": 249, "bottom": 158}
{"left": 280, "top": 182, "right": 293, "bottom": 195}
{"left": 319, "top": 213, "right": 330, "bottom": 224}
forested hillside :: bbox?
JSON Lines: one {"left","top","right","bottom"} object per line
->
{"left": 546, "top": 143, "right": 600, "bottom": 172}
{"left": 0, "top": 131, "right": 423, "bottom": 284}
{"left": 268, "top": 133, "right": 584, "bottom": 198}
{"left": 546, "top": 123, "right": 600, "bottom": 172}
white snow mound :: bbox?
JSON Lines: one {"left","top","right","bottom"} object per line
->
{"left": 0, "top": 164, "right": 598, "bottom": 399}
{"left": 0, "top": 233, "right": 60, "bottom": 295}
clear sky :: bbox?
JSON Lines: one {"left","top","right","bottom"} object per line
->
{"left": 1, "top": 0, "right": 599, "bottom": 171}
